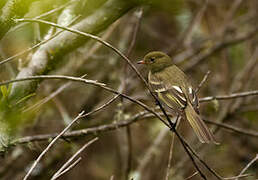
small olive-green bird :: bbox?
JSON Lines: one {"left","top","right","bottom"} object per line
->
{"left": 138, "top": 51, "right": 217, "bottom": 144}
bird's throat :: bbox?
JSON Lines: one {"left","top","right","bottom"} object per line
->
{"left": 150, "top": 63, "right": 173, "bottom": 73}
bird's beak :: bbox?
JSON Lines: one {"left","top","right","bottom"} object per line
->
{"left": 137, "top": 60, "right": 145, "bottom": 64}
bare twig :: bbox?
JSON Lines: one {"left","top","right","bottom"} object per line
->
{"left": 179, "top": 136, "right": 223, "bottom": 180}
{"left": 15, "top": 98, "right": 145, "bottom": 145}
{"left": 204, "top": 119, "right": 258, "bottom": 138}
{"left": 236, "top": 154, "right": 258, "bottom": 180}
{"left": 126, "top": 7, "right": 143, "bottom": 56}
{"left": 52, "top": 157, "right": 82, "bottom": 180}
{"left": 51, "top": 137, "right": 98, "bottom": 180}
{"left": 0, "top": 15, "right": 81, "bottom": 66}
{"left": 15, "top": 18, "right": 149, "bottom": 88}
{"left": 165, "top": 134, "right": 175, "bottom": 180}
{"left": 23, "top": 82, "right": 72, "bottom": 112}
{"left": 224, "top": 174, "right": 251, "bottom": 179}
{"left": 81, "top": 95, "right": 120, "bottom": 118}
{"left": 183, "top": 27, "right": 258, "bottom": 71}
{"left": 13, "top": 19, "right": 171, "bottom": 128}
{"left": 13, "top": 18, "right": 216, "bottom": 179}
{"left": 186, "top": 172, "right": 250, "bottom": 180}
{"left": 185, "top": 171, "right": 199, "bottom": 180}
{"left": 0, "top": 75, "right": 169, "bottom": 127}
{"left": 23, "top": 111, "right": 85, "bottom": 180}
{"left": 23, "top": 21, "right": 120, "bottom": 112}
{"left": 13, "top": 18, "right": 255, "bottom": 180}
{"left": 0, "top": 73, "right": 254, "bottom": 180}
{"left": 12, "top": 100, "right": 258, "bottom": 147}
{"left": 123, "top": 8, "right": 143, "bottom": 180}
{"left": 173, "top": 129, "right": 209, "bottom": 180}
{"left": 7, "top": 1, "right": 74, "bottom": 35}
{"left": 7, "top": 0, "right": 135, "bottom": 106}
{"left": 199, "top": 90, "right": 258, "bottom": 102}
{"left": 14, "top": 18, "right": 172, "bottom": 129}
{"left": 23, "top": 93, "right": 118, "bottom": 180}
{"left": 0, "top": 75, "right": 106, "bottom": 87}
{"left": 195, "top": 70, "right": 211, "bottom": 94}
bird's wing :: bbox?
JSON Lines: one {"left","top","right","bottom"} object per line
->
{"left": 186, "top": 85, "right": 200, "bottom": 113}
{"left": 148, "top": 71, "right": 187, "bottom": 111}
{"left": 162, "top": 65, "right": 200, "bottom": 112}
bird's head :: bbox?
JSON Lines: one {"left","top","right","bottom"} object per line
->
{"left": 137, "top": 51, "right": 173, "bottom": 72}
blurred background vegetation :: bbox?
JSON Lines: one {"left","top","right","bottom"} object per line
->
{"left": 0, "top": 0, "right": 257, "bottom": 179}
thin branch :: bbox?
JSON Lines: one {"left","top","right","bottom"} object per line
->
{"left": 23, "top": 111, "right": 85, "bottom": 180}
{"left": 7, "top": 1, "right": 74, "bottom": 35}
{"left": 123, "top": 8, "right": 143, "bottom": 180}
{"left": 0, "top": 75, "right": 106, "bottom": 87}
{"left": 195, "top": 70, "right": 211, "bottom": 94}
{"left": 81, "top": 95, "right": 120, "bottom": 118}
{"left": 14, "top": 19, "right": 172, "bottom": 128}
{"left": 185, "top": 171, "right": 198, "bottom": 180}
{"left": 23, "top": 21, "right": 120, "bottom": 112}
{"left": 12, "top": 19, "right": 253, "bottom": 180}
{"left": 204, "top": 119, "right": 258, "bottom": 138}
{"left": 12, "top": 18, "right": 221, "bottom": 179}
{"left": 199, "top": 90, "right": 258, "bottom": 102}
{"left": 12, "top": 106, "right": 258, "bottom": 146}
{"left": 224, "top": 174, "right": 251, "bottom": 180}
{"left": 165, "top": 134, "right": 175, "bottom": 180}
{"left": 173, "top": 128, "right": 209, "bottom": 180}
{"left": 13, "top": 18, "right": 171, "bottom": 130}
{"left": 13, "top": 110, "right": 150, "bottom": 144}
{"left": 51, "top": 137, "right": 98, "bottom": 180}
{"left": 236, "top": 154, "right": 258, "bottom": 180}
{"left": 0, "top": 15, "right": 81, "bottom": 66}
{"left": 0, "top": 75, "right": 169, "bottom": 127}
{"left": 8, "top": 0, "right": 135, "bottom": 105}
{"left": 179, "top": 137, "right": 256, "bottom": 180}
{"left": 183, "top": 26, "right": 258, "bottom": 71}
{"left": 23, "top": 82, "right": 72, "bottom": 112}
{"left": 15, "top": 18, "right": 149, "bottom": 88}
{"left": 23, "top": 93, "right": 118, "bottom": 180}
{"left": 179, "top": 136, "right": 223, "bottom": 180}
{"left": 126, "top": 7, "right": 143, "bottom": 56}
{"left": 52, "top": 157, "right": 82, "bottom": 180}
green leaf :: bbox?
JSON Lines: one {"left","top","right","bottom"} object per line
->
{"left": 1, "top": 85, "right": 8, "bottom": 99}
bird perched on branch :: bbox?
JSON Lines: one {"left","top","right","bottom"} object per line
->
{"left": 138, "top": 51, "right": 217, "bottom": 144}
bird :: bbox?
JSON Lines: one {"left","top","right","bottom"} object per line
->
{"left": 137, "top": 51, "right": 217, "bottom": 144}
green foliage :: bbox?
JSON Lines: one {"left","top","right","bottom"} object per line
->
{"left": 0, "top": 83, "right": 36, "bottom": 151}
{"left": 0, "top": 84, "right": 12, "bottom": 101}
{"left": 0, "top": 86, "right": 8, "bottom": 99}
{"left": 0, "top": 0, "right": 8, "bottom": 11}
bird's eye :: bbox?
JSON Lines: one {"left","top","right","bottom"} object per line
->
{"left": 150, "top": 57, "right": 155, "bottom": 62}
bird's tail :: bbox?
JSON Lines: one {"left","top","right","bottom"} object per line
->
{"left": 184, "top": 103, "right": 218, "bottom": 144}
